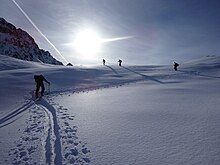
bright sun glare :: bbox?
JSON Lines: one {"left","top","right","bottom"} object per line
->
{"left": 73, "top": 29, "right": 102, "bottom": 57}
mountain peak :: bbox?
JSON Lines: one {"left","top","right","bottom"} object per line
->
{"left": 0, "top": 17, "right": 63, "bottom": 65}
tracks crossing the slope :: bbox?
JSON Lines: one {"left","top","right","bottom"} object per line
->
{"left": 36, "top": 99, "right": 62, "bottom": 165}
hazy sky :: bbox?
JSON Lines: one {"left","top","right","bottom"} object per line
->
{"left": 1, "top": 0, "right": 220, "bottom": 65}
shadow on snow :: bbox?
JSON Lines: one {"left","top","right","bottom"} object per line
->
{"left": 121, "top": 66, "right": 165, "bottom": 84}
{"left": 178, "top": 70, "right": 220, "bottom": 79}
{"left": 36, "top": 98, "right": 62, "bottom": 165}
{"left": 0, "top": 101, "right": 34, "bottom": 128}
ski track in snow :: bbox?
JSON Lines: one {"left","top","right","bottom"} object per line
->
{"left": 3, "top": 94, "right": 91, "bottom": 165}
{"left": 7, "top": 103, "right": 47, "bottom": 164}
{"left": 0, "top": 100, "right": 34, "bottom": 128}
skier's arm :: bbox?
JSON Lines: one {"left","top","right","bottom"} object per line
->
{"left": 45, "top": 79, "right": 50, "bottom": 84}
{"left": 43, "top": 77, "right": 50, "bottom": 84}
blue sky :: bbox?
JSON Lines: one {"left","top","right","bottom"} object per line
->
{"left": 1, "top": 0, "right": 220, "bottom": 65}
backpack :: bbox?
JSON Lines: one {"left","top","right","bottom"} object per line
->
{"left": 34, "top": 75, "right": 40, "bottom": 83}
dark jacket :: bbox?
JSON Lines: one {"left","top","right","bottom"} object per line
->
{"left": 34, "top": 75, "right": 49, "bottom": 85}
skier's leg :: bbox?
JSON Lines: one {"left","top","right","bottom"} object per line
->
{"left": 41, "top": 84, "right": 45, "bottom": 96}
{"left": 36, "top": 84, "right": 40, "bottom": 98}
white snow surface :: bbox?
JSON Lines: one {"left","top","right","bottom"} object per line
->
{"left": 0, "top": 54, "right": 220, "bottom": 165}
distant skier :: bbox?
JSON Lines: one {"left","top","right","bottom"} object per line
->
{"left": 173, "top": 62, "right": 179, "bottom": 71}
{"left": 118, "top": 59, "right": 122, "bottom": 66}
{"left": 103, "top": 59, "right": 106, "bottom": 65}
{"left": 34, "top": 74, "right": 50, "bottom": 98}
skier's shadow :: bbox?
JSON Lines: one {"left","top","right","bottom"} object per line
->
{"left": 0, "top": 101, "right": 34, "bottom": 128}
{"left": 121, "top": 66, "right": 165, "bottom": 84}
{"left": 105, "top": 65, "right": 121, "bottom": 77}
{"left": 179, "top": 70, "right": 220, "bottom": 79}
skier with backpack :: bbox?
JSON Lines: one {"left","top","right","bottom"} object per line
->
{"left": 118, "top": 59, "right": 122, "bottom": 66}
{"left": 103, "top": 59, "right": 106, "bottom": 65}
{"left": 173, "top": 62, "right": 179, "bottom": 71}
{"left": 34, "top": 74, "right": 50, "bottom": 98}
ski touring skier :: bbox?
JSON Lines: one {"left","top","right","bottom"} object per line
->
{"left": 118, "top": 59, "right": 122, "bottom": 66}
{"left": 173, "top": 62, "right": 179, "bottom": 71}
{"left": 103, "top": 59, "right": 106, "bottom": 65}
{"left": 34, "top": 74, "right": 50, "bottom": 98}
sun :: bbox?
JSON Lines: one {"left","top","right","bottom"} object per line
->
{"left": 73, "top": 29, "right": 102, "bottom": 57}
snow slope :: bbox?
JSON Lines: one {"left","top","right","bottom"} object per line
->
{"left": 0, "top": 54, "right": 220, "bottom": 165}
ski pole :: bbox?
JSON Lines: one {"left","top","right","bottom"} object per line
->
{"left": 48, "top": 83, "right": 50, "bottom": 94}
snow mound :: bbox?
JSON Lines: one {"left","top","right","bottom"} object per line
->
{"left": 0, "top": 54, "right": 50, "bottom": 71}
{"left": 182, "top": 55, "right": 220, "bottom": 70}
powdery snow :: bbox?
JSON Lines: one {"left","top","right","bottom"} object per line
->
{"left": 0, "top": 54, "right": 220, "bottom": 165}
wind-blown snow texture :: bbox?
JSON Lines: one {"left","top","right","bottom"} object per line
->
{"left": 0, "top": 54, "right": 220, "bottom": 165}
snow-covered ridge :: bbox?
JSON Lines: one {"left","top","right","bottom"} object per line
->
{"left": 0, "top": 18, "right": 63, "bottom": 65}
